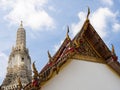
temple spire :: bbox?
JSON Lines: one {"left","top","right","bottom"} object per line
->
{"left": 1, "top": 20, "right": 32, "bottom": 90}
{"left": 16, "top": 21, "right": 26, "bottom": 48}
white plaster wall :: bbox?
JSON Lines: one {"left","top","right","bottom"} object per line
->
{"left": 42, "top": 59, "right": 120, "bottom": 90}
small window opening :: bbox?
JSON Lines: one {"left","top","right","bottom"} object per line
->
{"left": 21, "top": 57, "right": 24, "bottom": 61}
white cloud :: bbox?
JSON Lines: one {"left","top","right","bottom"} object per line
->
{"left": 0, "top": 52, "right": 8, "bottom": 78}
{"left": 71, "top": 12, "right": 86, "bottom": 37}
{"left": 0, "top": 35, "right": 14, "bottom": 51}
{"left": 0, "top": 0, "right": 55, "bottom": 30}
{"left": 48, "top": 6, "right": 56, "bottom": 12}
{"left": 101, "top": 0, "right": 113, "bottom": 6}
{"left": 91, "top": 7, "right": 115, "bottom": 38}
{"left": 71, "top": 7, "right": 119, "bottom": 38}
{"left": 112, "top": 23, "right": 120, "bottom": 32}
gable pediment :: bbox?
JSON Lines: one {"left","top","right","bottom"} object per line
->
{"left": 72, "top": 35, "right": 105, "bottom": 63}
{"left": 71, "top": 20, "right": 112, "bottom": 64}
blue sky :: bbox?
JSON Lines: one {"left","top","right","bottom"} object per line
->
{"left": 0, "top": 0, "right": 120, "bottom": 84}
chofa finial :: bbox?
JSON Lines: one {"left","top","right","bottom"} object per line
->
{"left": 111, "top": 44, "right": 116, "bottom": 55}
{"left": 48, "top": 50, "right": 53, "bottom": 62}
{"left": 66, "top": 26, "right": 70, "bottom": 40}
{"left": 87, "top": 7, "right": 90, "bottom": 20}
{"left": 32, "top": 61, "right": 39, "bottom": 78}
{"left": 48, "top": 51, "right": 52, "bottom": 58}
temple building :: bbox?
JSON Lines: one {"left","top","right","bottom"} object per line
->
{"left": 1, "top": 8, "right": 120, "bottom": 90}
{"left": 1, "top": 22, "right": 32, "bottom": 90}
{"left": 23, "top": 8, "right": 120, "bottom": 90}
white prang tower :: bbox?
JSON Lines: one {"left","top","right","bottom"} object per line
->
{"left": 1, "top": 21, "right": 32, "bottom": 90}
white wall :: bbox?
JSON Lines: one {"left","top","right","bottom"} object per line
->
{"left": 42, "top": 59, "right": 120, "bottom": 90}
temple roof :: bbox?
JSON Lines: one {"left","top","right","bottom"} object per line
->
{"left": 23, "top": 8, "right": 120, "bottom": 89}
{"left": 73, "top": 19, "right": 112, "bottom": 60}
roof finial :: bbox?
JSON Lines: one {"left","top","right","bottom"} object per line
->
{"left": 111, "top": 44, "right": 116, "bottom": 55}
{"left": 48, "top": 50, "right": 53, "bottom": 62}
{"left": 87, "top": 7, "right": 90, "bottom": 20}
{"left": 32, "top": 61, "right": 39, "bottom": 78}
{"left": 19, "top": 21, "right": 23, "bottom": 28}
{"left": 66, "top": 26, "right": 70, "bottom": 40}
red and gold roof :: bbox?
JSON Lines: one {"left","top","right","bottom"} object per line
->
{"left": 23, "top": 8, "right": 120, "bottom": 90}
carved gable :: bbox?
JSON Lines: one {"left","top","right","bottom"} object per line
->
{"left": 72, "top": 36, "right": 105, "bottom": 63}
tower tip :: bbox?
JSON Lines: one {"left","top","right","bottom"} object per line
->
{"left": 19, "top": 21, "right": 23, "bottom": 28}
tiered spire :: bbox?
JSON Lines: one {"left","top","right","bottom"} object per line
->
{"left": 1, "top": 21, "right": 32, "bottom": 90}
{"left": 16, "top": 21, "right": 26, "bottom": 48}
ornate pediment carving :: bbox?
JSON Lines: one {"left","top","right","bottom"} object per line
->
{"left": 73, "top": 37, "right": 105, "bottom": 63}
